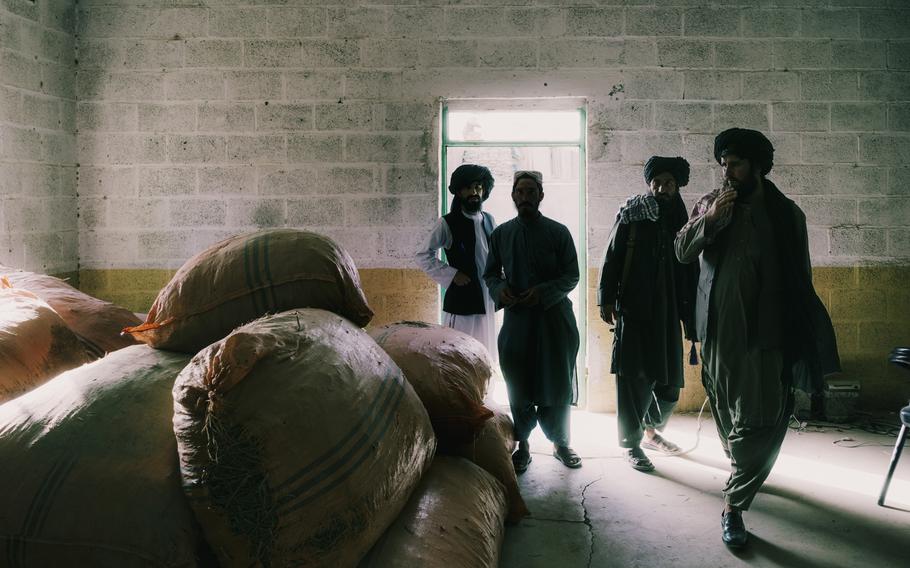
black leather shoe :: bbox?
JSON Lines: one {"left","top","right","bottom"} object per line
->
{"left": 721, "top": 510, "right": 748, "bottom": 548}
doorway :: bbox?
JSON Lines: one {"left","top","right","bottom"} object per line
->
{"left": 441, "top": 99, "right": 587, "bottom": 406}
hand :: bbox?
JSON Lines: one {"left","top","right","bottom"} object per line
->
{"left": 516, "top": 286, "right": 541, "bottom": 307}
{"left": 500, "top": 287, "right": 519, "bottom": 306}
{"left": 451, "top": 271, "right": 471, "bottom": 286}
{"left": 705, "top": 188, "right": 736, "bottom": 227}
{"left": 600, "top": 304, "right": 617, "bottom": 325}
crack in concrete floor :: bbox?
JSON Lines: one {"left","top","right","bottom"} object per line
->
{"left": 580, "top": 477, "right": 602, "bottom": 568}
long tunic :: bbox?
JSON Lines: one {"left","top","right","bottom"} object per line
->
{"left": 676, "top": 187, "right": 787, "bottom": 426}
{"left": 483, "top": 213, "right": 579, "bottom": 407}
{"left": 704, "top": 189, "right": 786, "bottom": 426}
{"left": 598, "top": 197, "right": 695, "bottom": 388}
{"left": 415, "top": 211, "right": 498, "bottom": 362}
{"left": 676, "top": 184, "right": 792, "bottom": 509}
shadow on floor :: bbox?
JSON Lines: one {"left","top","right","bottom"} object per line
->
{"left": 504, "top": 412, "right": 910, "bottom": 568}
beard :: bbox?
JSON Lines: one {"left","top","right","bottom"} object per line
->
{"left": 463, "top": 196, "right": 482, "bottom": 213}
{"left": 654, "top": 192, "right": 674, "bottom": 222}
{"left": 656, "top": 193, "right": 673, "bottom": 222}
{"left": 729, "top": 175, "right": 757, "bottom": 198}
{"left": 726, "top": 163, "right": 758, "bottom": 198}
{"left": 515, "top": 201, "right": 538, "bottom": 218}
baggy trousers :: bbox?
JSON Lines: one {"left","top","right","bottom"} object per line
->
{"left": 705, "top": 376, "right": 794, "bottom": 510}
{"left": 616, "top": 373, "right": 680, "bottom": 448}
{"left": 510, "top": 400, "right": 570, "bottom": 447}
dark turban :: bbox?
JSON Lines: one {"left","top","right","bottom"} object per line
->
{"left": 713, "top": 128, "right": 775, "bottom": 176}
{"left": 643, "top": 156, "right": 690, "bottom": 187}
{"left": 448, "top": 164, "right": 494, "bottom": 201}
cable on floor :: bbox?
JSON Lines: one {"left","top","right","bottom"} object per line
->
{"left": 670, "top": 396, "right": 710, "bottom": 457}
{"left": 788, "top": 410, "right": 904, "bottom": 448}
{"left": 526, "top": 396, "right": 713, "bottom": 460}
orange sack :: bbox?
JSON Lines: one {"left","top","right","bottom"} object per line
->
{"left": 0, "top": 283, "right": 94, "bottom": 403}
{"left": 369, "top": 321, "right": 494, "bottom": 449}
{"left": 124, "top": 229, "right": 374, "bottom": 352}
{"left": 360, "top": 456, "right": 507, "bottom": 568}
{"left": 173, "top": 309, "right": 435, "bottom": 568}
{"left": 452, "top": 403, "right": 531, "bottom": 524}
{"left": 0, "top": 265, "right": 140, "bottom": 354}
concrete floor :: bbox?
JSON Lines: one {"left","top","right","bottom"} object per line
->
{"left": 498, "top": 408, "right": 910, "bottom": 568}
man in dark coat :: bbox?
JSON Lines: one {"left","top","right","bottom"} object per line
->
{"left": 675, "top": 128, "right": 840, "bottom": 549}
{"left": 484, "top": 171, "right": 582, "bottom": 472}
{"left": 598, "top": 156, "right": 697, "bottom": 472}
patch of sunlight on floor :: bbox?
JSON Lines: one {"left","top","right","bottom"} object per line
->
{"left": 772, "top": 452, "right": 910, "bottom": 506}
{"left": 664, "top": 416, "right": 910, "bottom": 507}
{"left": 503, "top": 403, "right": 910, "bottom": 508}
{"left": 484, "top": 366, "right": 910, "bottom": 508}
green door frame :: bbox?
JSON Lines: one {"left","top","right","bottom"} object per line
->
{"left": 440, "top": 104, "right": 589, "bottom": 406}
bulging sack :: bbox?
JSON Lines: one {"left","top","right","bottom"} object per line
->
{"left": 173, "top": 309, "right": 435, "bottom": 568}
{"left": 124, "top": 229, "right": 374, "bottom": 352}
{"left": 360, "top": 456, "right": 507, "bottom": 568}
{"left": 0, "top": 284, "right": 94, "bottom": 403}
{"left": 0, "top": 345, "right": 209, "bottom": 567}
{"left": 369, "top": 321, "right": 493, "bottom": 448}
{"left": 0, "top": 265, "right": 141, "bottom": 354}
{"left": 452, "top": 404, "right": 530, "bottom": 524}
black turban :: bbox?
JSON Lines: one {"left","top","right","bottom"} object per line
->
{"left": 448, "top": 164, "right": 494, "bottom": 201}
{"left": 643, "top": 156, "right": 690, "bottom": 187}
{"left": 713, "top": 128, "right": 775, "bottom": 176}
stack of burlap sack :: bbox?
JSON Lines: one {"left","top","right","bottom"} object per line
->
{"left": 368, "top": 320, "right": 530, "bottom": 526}
{"left": 0, "top": 229, "right": 527, "bottom": 567}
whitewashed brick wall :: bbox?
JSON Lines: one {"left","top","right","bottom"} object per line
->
{"left": 52, "top": 1, "right": 910, "bottom": 268}
{"left": 0, "top": 1, "right": 76, "bottom": 273}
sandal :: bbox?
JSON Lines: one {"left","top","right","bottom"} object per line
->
{"left": 624, "top": 447, "right": 655, "bottom": 472}
{"left": 553, "top": 445, "right": 582, "bottom": 469}
{"left": 641, "top": 432, "right": 682, "bottom": 455}
{"left": 512, "top": 447, "right": 532, "bottom": 474}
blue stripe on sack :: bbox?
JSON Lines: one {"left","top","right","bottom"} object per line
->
{"left": 278, "top": 381, "right": 407, "bottom": 518}
{"left": 272, "top": 374, "right": 394, "bottom": 493}
{"left": 274, "top": 374, "right": 404, "bottom": 512}
{"left": 23, "top": 455, "right": 77, "bottom": 536}
{"left": 243, "top": 235, "right": 264, "bottom": 314}
{"left": 372, "top": 328, "right": 395, "bottom": 348}
{"left": 261, "top": 232, "right": 278, "bottom": 311}
{"left": 251, "top": 234, "right": 271, "bottom": 313}
{"left": 11, "top": 454, "right": 77, "bottom": 567}
{"left": 274, "top": 375, "right": 401, "bottom": 507}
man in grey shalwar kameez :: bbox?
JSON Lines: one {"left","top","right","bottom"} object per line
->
{"left": 675, "top": 128, "right": 839, "bottom": 548}
{"left": 483, "top": 170, "right": 581, "bottom": 472}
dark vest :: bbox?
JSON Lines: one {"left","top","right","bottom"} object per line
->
{"left": 442, "top": 210, "right": 494, "bottom": 315}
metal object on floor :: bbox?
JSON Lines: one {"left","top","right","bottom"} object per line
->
{"left": 878, "top": 347, "right": 910, "bottom": 507}
{"left": 825, "top": 379, "right": 860, "bottom": 423}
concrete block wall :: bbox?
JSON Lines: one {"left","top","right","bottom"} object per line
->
{"left": 74, "top": 1, "right": 437, "bottom": 271}
{"left": 66, "top": 0, "right": 910, "bottom": 411}
{"left": 0, "top": 0, "right": 77, "bottom": 274}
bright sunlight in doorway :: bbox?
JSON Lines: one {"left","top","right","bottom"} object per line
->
{"left": 441, "top": 99, "right": 587, "bottom": 407}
